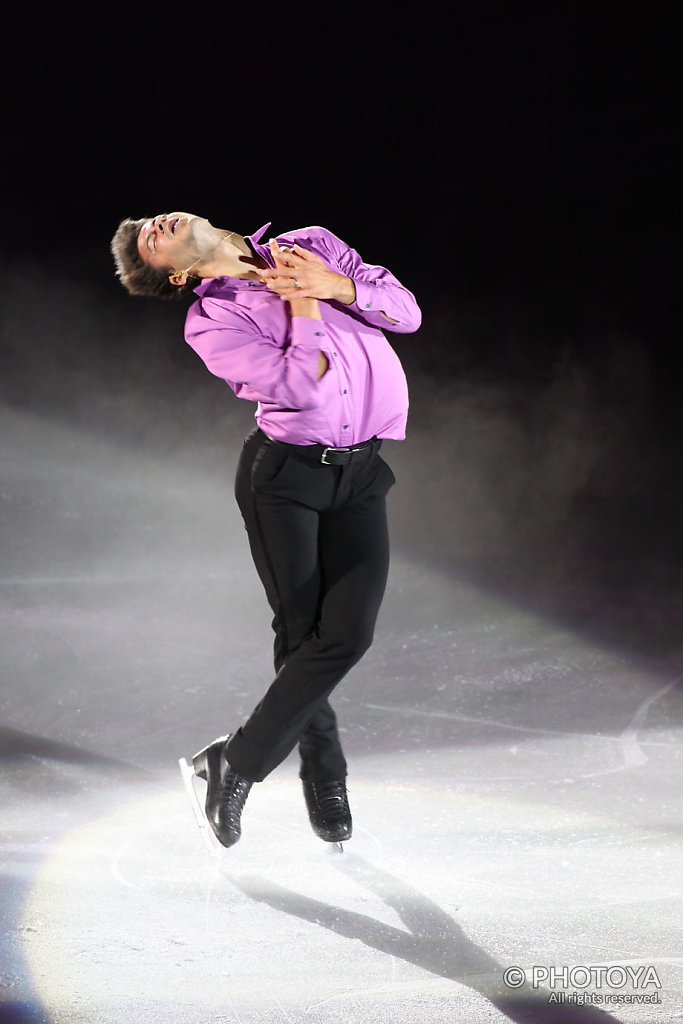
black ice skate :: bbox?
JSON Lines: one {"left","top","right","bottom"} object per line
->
{"left": 179, "top": 735, "right": 252, "bottom": 851}
{"left": 302, "top": 779, "right": 352, "bottom": 849}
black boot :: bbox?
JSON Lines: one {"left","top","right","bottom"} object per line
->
{"left": 192, "top": 736, "right": 253, "bottom": 848}
{"left": 302, "top": 779, "right": 352, "bottom": 843}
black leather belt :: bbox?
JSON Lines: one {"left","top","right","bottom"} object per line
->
{"left": 265, "top": 432, "right": 381, "bottom": 466}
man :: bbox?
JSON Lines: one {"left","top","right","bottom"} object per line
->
{"left": 110, "top": 212, "right": 421, "bottom": 849}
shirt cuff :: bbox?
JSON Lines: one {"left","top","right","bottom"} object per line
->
{"left": 289, "top": 316, "right": 331, "bottom": 349}
{"left": 352, "top": 277, "right": 390, "bottom": 314}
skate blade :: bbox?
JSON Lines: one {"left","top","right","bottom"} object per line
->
{"left": 178, "top": 757, "right": 223, "bottom": 855}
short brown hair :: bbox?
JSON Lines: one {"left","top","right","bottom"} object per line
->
{"left": 110, "top": 217, "right": 200, "bottom": 300}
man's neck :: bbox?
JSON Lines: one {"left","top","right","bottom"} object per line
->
{"left": 199, "top": 231, "right": 267, "bottom": 280}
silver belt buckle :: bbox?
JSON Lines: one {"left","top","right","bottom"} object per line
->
{"left": 321, "top": 445, "right": 352, "bottom": 464}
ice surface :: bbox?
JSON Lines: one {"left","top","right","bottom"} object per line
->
{"left": 1, "top": 408, "right": 682, "bottom": 1023}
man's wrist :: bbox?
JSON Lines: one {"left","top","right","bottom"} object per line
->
{"left": 289, "top": 296, "right": 322, "bottom": 320}
{"left": 332, "top": 274, "right": 356, "bottom": 305}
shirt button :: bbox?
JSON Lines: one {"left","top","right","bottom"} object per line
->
{"left": 314, "top": 331, "right": 325, "bottom": 336}
{"left": 342, "top": 424, "right": 349, "bottom": 430}
{"left": 342, "top": 389, "right": 347, "bottom": 394}
{"left": 365, "top": 303, "right": 371, "bottom": 308}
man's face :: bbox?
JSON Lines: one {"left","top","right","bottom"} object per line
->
{"left": 136, "top": 212, "right": 217, "bottom": 272}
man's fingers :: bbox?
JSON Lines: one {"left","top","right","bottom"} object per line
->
{"left": 269, "top": 239, "right": 294, "bottom": 267}
{"left": 279, "top": 289, "right": 313, "bottom": 300}
{"left": 270, "top": 240, "right": 317, "bottom": 262}
{"left": 291, "top": 244, "right": 316, "bottom": 260}
{"left": 259, "top": 268, "right": 302, "bottom": 282}
{"left": 263, "top": 275, "right": 314, "bottom": 299}
{"left": 260, "top": 272, "right": 315, "bottom": 298}
{"left": 276, "top": 249, "right": 308, "bottom": 267}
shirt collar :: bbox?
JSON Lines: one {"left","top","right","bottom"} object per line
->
{"left": 193, "top": 221, "right": 273, "bottom": 296}
{"left": 247, "top": 222, "right": 272, "bottom": 245}
{"left": 245, "top": 221, "right": 274, "bottom": 265}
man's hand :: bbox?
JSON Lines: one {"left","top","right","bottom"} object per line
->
{"left": 258, "top": 240, "right": 356, "bottom": 305}
{"left": 261, "top": 240, "right": 328, "bottom": 377}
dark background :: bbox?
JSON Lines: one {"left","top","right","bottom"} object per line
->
{"left": 2, "top": 1, "right": 682, "bottom": 614}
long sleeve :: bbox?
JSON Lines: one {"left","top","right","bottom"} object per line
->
{"left": 185, "top": 299, "right": 329, "bottom": 410}
{"left": 311, "top": 228, "right": 422, "bottom": 334}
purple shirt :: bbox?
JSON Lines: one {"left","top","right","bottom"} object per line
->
{"left": 184, "top": 223, "right": 421, "bottom": 446}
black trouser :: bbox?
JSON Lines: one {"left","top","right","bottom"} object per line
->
{"left": 225, "top": 428, "right": 395, "bottom": 783}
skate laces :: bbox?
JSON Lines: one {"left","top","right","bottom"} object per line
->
{"left": 218, "top": 774, "right": 252, "bottom": 822}
{"left": 313, "top": 781, "right": 349, "bottom": 818}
